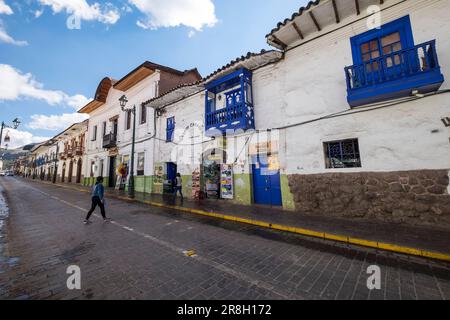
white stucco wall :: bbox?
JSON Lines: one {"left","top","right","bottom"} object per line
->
{"left": 85, "top": 89, "right": 122, "bottom": 178}
{"left": 85, "top": 72, "right": 160, "bottom": 178}
{"left": 56, "top": 126, "right": 87, "bottom": 180}
{"left": 153, "top": 92, "right": 205, "bottom": 177}
{"left": 116, "top": 73, "right": 159, "bottom": 178}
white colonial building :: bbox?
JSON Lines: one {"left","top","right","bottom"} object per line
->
{"left": 55, "top": 121, "right": 88, "bottom": 184}
{"left": 142, "top": 0, "right": 450, "bottom": 226}
{"left": 78, "top": 61, "right": 201, "bottom": 191}
{"left": 29, "top": 142, "right": 58, "bottom": 181}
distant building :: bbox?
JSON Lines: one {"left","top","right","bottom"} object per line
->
{"left": 55, "top": 121, "right": 88, "bottom": 184}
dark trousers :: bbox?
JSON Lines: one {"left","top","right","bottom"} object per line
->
{"left": 173, "top": 186, "right": 183, "bottom": 198}
{"left": 86, "top": 196, "right": 106, "bottom": 220}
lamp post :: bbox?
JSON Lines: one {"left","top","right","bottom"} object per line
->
{"left": 0, "top": 118, "right": 21, "bottom": 149}
{"left": 119, "top": 95, "right": 136, "bottom": 198}
{"left": 52, "top": 139, "right": 59, "bottom": 184}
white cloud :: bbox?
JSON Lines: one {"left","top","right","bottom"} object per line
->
{"left": 136, "top": 20, "right": 148, "bottom": 29}
{"left": 65, "top": 94, "right": 90, "bottom": 110}
{"left": 2, "top": 129, "right": 49, "bottom": 149}
{"left": 122, "top": 5, "right": 133, "bottom": 13}
{"left": 38, "top": 0, "right": 120, "bottom": 24}
{"left": 129, "top": 0, "right": 218, "bottom": 31}
{"left": 0, "top": 20, "right": 28, "bottom": 46}
{"left": 28, "top": 113, "right": 88, "bottom": 131}
{"left": 0, "top": 64, "right": 90, "bottom": 110}
{"left": 0, "top": 0, "right": 13, "bottom": 15}
{"left": 35, "top": 9, "right": 44, "bottom": 18}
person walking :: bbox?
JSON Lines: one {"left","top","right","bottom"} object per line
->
{"left": 84, "top": 176, "right": 109, "bottom": 224}
{"left": 173, "top": 173, "right": 183, "bottom": 200}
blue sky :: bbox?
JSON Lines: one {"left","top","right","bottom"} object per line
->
{"left": 0, "top": 0, "right": 306, "bottom": 148}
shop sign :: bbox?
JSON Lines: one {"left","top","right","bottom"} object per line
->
{"left": 191, "top": 168, "right": 202, "bottom": 199}
{"left": 267, "top": 155, "right": 280, "bottom": 171}
{"left": 249, "top": 141, "right": 278, "bottom": 156}
{"left": 154, "top": 164, "right": 164, "bottom": 185}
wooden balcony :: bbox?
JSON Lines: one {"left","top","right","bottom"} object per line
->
{"left": 103, "top": 133, "right": 117, "bottom": 149}
{"left": 345, "top": 40, "right": 444, "bottom": 107}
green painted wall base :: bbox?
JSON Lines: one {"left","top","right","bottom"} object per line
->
{"left": 135, "top": 176, "right": 153, "bottom": 194}
{"left": 83, "top": 177, "right": 96, "bottom": 187}
{"left": 281, "top": 174, "right": 295, "bottom": 210}
{"left": 233, "top": 173, "right": 252, "bottom": 206}
{"left": 81, "top": 170, "right": 294, "bottom": 211}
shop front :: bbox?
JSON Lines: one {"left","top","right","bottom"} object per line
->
{"left": 202, "top": 149, "right": 223, "bottom": 199}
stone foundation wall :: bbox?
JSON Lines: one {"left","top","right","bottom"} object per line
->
{"left": 288, "top": 170, "right": 450, "bottom": 227}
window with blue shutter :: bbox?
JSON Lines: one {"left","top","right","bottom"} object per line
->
{"left": 166, "top": 117, "right": 175, "bottom": 142}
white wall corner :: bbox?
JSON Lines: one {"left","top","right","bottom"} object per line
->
{"left": 448, "top": 170, "right": 450, "bottom": 195}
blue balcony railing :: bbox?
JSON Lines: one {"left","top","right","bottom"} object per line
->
{"left": 345, "top": 40, "right": 444, "bottom": 107}
{"left": 206, "top": 102, "right": 246, "bottom": 127}
{"left": 205, "top": 68, "right": 255, "bottom": 136}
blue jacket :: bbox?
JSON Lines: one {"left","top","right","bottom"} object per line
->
{"left": 92, "top": 183, "right": 104, "bottom": 200}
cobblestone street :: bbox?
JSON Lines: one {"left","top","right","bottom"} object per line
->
{"left": 0, "top": 177, "right": 449, "bottom": 300}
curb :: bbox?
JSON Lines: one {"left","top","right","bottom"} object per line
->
{"left": 34, "top": 179, "right": 450, "bottom": 263}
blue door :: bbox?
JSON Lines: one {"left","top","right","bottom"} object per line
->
{"left": 252, "top": 156, "right": 282, "bottom": 207}
{"left": 167, "top": 162, "right": 177, "bottom": 182}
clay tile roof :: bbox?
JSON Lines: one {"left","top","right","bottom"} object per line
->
{"left": 141, "top": 80, "right": 203, "bottom": 108}
{"left": 265, "top": 0, "right": 322, "bottom": 39}
{"left": 113, "top": 61, "right": 201, "bottom": 91}
{"left": 143, "top": 49, "right": 283, "bottom": 109}
{"left": 203, "top": 49, "right": 281, "bottom": 82}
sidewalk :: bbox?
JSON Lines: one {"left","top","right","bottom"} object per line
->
{"left": 34, "top": 179, "right": 450, "bottom": 261}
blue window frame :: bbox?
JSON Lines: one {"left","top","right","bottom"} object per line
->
{"left": 350, "top": 16, "right": 415, "bottom": 66}
{"left": 166, "top": 117, "right": 175, "bottom": 142}
{"left": 345, "top": 15, "right": 444, "bottom": 107}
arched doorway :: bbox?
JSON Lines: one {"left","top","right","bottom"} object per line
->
{"left": 76, "top": 159, "right": 82, "bottom": 184}
{"left": 61, "top": 163, "right": 66, "bottom": 183}
{"left": 68, "top": 161, "right": 74, "bottom": 183}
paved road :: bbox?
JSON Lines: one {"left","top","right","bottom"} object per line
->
{"left": 0, "top": 177, "right": 449, "bottom": 300}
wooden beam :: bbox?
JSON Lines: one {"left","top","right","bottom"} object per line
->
{"left": 355, "top": 0, "right": 360, "bottom": 15}
{"left": 270, "top": 35, "right": 287, "bottom": 50}
{"left": 309, "top": 11, "right": 321, "bottom": 32}
{"left": 332, "top": 0, "right": 340, "bottom": 24}
{"left": 292, "top": 22, "right": 304, "bottom": 40}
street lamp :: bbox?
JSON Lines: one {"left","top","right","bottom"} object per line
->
{"left": 0, "top": 118, "right": 21, "bottom": 149}
{"left": 50, "top": 139, "right": 60, "bottom": 184}
{"left": 119, "top": 95, "right": 136, "bottom": 198}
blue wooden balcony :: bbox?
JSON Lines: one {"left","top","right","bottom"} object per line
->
{"left": 205, "top": 68, "right": 255, "bottom": 136}
{"left": 345, "top": 40, "right": 444, "bottom": 107}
